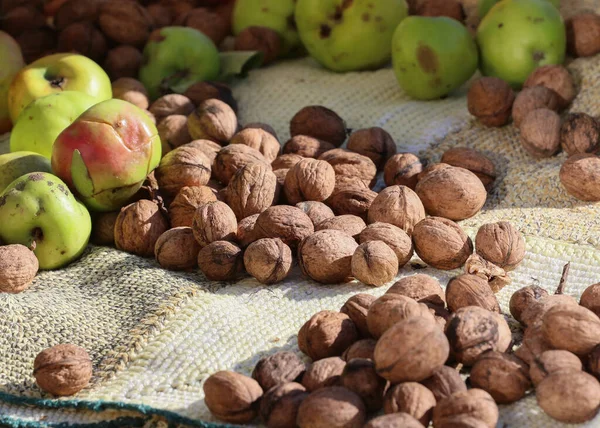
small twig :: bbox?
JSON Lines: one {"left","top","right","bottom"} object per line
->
{"left": 555, "top": 262, "right": 571, "bottom": 295}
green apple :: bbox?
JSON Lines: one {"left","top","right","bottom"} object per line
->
{"left": 0, "top": 172, "right": 91, "bottom": 270}
{"left": 479, "top": 0, "right": 560, "bottom": 18}
{"left": 139, "top": 27, "right": 220, "bottom": 101}
{"left": 233, "top": 0, "right": 301, "bottom": 56}
{"left": 10, "top": 91, "right": 98, "bottom": 159}
{"left": 7, "top": 53, "right": 111, "bottom": 123}
{"left": 0, "top": 151, "right": 52, "bottom": 193}
{"left": 295, "top": 0, "right": 408, "bottom": 72}
{"left": 0, "top": 31, "right": 25, "bottom": 134}
{"left": 392, "top": 16, "right": 478, "bottom": 100}
{"left": 477, "top": 0, "right": 566, "bottom": 88}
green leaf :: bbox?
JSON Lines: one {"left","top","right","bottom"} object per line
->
{"left": 218, "top": 51, "right": 265, "bottom": 81}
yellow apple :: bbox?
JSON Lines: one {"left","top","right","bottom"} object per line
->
{"left": 8, "top": 53, "right": 112, "bottom": 123}
{"left": 0, "top": 31, "right": 25, "bottom": 134}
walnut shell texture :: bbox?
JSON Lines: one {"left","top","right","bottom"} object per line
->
{"left": 367, "top": 294, "right": 433, "bottom": 339}
{"left": 284, "top": 158, "right": 335, "bottom": 205}
{"left": 91, "top": 211, "right": 119, "bottom": 246}
{"left": 340, "top": 293, "right": 376, "bottom": 338}
{"left": 384, "top": 153, "right": 424, "bottom": 189}
{"left": 226, "top": 162, "right": 278, "bottom": 220}
{"left": 111, "top": 78, "right": 149, "bottom": 110}
{"left": 560, "top": 113, "right": 600, "bottom": 156}
{"left": 58, "top": 22, "right": 107, "bottom": 63}
{"left": 509, "top": 285, "right": 549, "bottom": 325}
{"left": 542, "top": 304, "right": 600, "bottom": 356}
{"left": 252, "top": 351, "right": 306, "bottom": 392}
{"left": 290, "top": 106, "right": 348, "bottom": 147}
{"left": 368, "top": 185, "right": 425, "bottom": 235}
{"left": 319, "top": 149, "right": 377, "bottom": 186}
{"left": 282, "top": 135, "right": 335, "bottom": 159}
{"left": 212, "top": 144, "right": 271, "bottom": 185}
{"left": 177, "top": 8, "right": 229, "bottom": 46}
{"left": 260, "top": 382, "right": 308, "bottom": 428}
{"left": 236, "top": 213, "right": 260, "bottom": 248}
{"left": 445, "top": 274, "right": 500, "bottom": 313}
{"left": 352, "top": 241, "right": 398, "bottom": 287}
{"left": 432, "top": 389, "right": 499, "bottom": 428}
{"left": 384, "top": 382, "right": 436, "bottom": 426}
{"left": 520, "top": 294, "right": 578, "bottom": 328}
{"left": 197, "top": 241, "right": 244, "bottom": 281}
{"left": 297, "top": 310, "right": 358, "bottom": 361}
{"left": 566, "top": 13, "right": 600, "bottom": 58}
{"left": 184, "top": 81, "right": 238, "bottom": 113}
{"left": 347, "top": 127, "right": 397, "bottom": 169}
{"left": 115, "top": 200, "right": 169, "bottom": 257}
{"left": 316, "top": 215, "right": 366, "bottom": 239}
{"left": 272, "top": 154, "right": 304, "bottom": 171}
{"left": 149, "top": 94, "right": 195, "bottom": 122}
{"left": 467, "top": 77, "right": 515, "bottom": 127}
{"left": 155, "top": 146, "right": 211, "bottom": 196}
{"left": 420, "top": 365, "right": 467, "bottom": 402}
{"left": 103, "top": 45, "right": 143, "bottom": 80}
{"left": 581, "top": 283, "right": 600, "bottom": 317}
{"left": 560, "top": 153, "right": 600, "bottom": 202}
{"left": 33, "top": 344, "right": 92, "bottom": 396}
{"left": 364, "top": 413, "right": 425, "bottom": 428}
{"left": 512, "top": 86, "right": 560, "bottom": 128}
{"left": 520, "top": 108, "right": 561, "bottom": 158}
{"left": 0, "top": 244, "right": 38, "bottom": 293}
{"left": 343, "top": 339, "right": 377, "bottom": 361}
{"left": 234, "top": 26, "right": 282, "bottom": 65}
{"left": 192, "top": 201, "right": 237, "bottom": 247}
{"left": 255, "top": 205, "right": 314, "bottom": 249}
{"left": 326, "top": 186, "right": 377, "bottom": 221}
{"left": 295, "top": 201, "right": 335, "bottom": 227}
{"left": 157, "top": 115, "right": 192, "bottom": 153}
{"left": 386, "top": 274, "right": 445, "bottom": 308}
{"left": 341, "top": 358, "right": 387, "bottom": 412}
{"left": 529, "top": 350, "right": 582, "bottom": 387}
{"left": 243, "top": 238, "right": 292, "bottom": 284}
{"left": 98, "top": 1, "right": 153, "bottom": 46}
{"left": 154, "top": 227, "right": 201, "bottom": 271}
{"left": 413, "top": 217, "right": 473, "bottom": 270}
{"left": 203, "top": 370, "right": 263, "bottom": 424}
{"left": 168, "top": 186, "right": 217, "bottom": 228}
{"left": 302, "top": 356, "right": 346, "bottom": 392}
{"left": 440, "top": 147, "right": 496, "bottom": 190}
{"left": 359, "top": 223, "right": 413, "bottom": 268}
{"left": 475, "top": 221, "right": 526, "bottom": 270}
{"left": 188, "top": 99, "right": 238, "bottom": 144}
{"left": 296, "top": 386, "right": 366, "bottom": 428}
{"left": 230, "top": 128, "right": 281, "bottom": 163}
{"left": 524, "top": 65, "right": 576, "bottom": 110}
{"left": 469, "top": 352, "right": 531, "bottom": 404}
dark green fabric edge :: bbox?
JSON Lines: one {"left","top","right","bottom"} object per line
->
{"left": 0, "top": 392, "right": 239, "bottom": 428}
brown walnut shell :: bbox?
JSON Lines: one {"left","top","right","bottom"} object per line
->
{"left": 203, "top": 371, "right": 263, "bottom": 424}
{"left": 440, "top": 147, "right": 496, "bottom": 190}
{"left": 520, "top": 108, "right": 561, "bottom": 158}
{"left": 282, "top": 135, "right": 335, "bottom": 159}
{"left": 475, "top": 221, "right": 526, "bottom": 270}
{"left": 359, "top": 223, "right": 413, "bottom": 267}
{"left": 114, "top": 200, "right": 169, "bottom": 257}
{"left": 515, "top": 320, "right": 554, "bottom": 365}
{"left": 367, "top": 185, "right": 425, "bottom": 235}
{"left": 147, "top": 3, "right": 172, "bottom": 28}
{"left": 566, "top": 13, "right": 600, "bottom": 58}
{"left": 297, "top": 230, "right": 358, "bottom": 284}
{"left": 529, "top": 350, "right": 582, "bottom": 387}
{"left": 386, "top": 274, "right": 445, "bottom": 308}
{"left": 524, "top": 65, "right": 576, "bottom": 110}
{"left": 560, "top": 153, "right": 600, "bottom": 201}
{"left": 226, "top": 162, "right": 278, "bottom": 220}
{"left": 252, "top": 351, "right": 306, "bottom": 391}
{"left": 432, "top": 389, "right": 499, "bottom": 428}
{"left": 560, "top": 113, "right": 600, "bottom": 156}
{"left": 341, "top": 358, "right": 387, "bottom": 412}
{"left": 290, "top": 106, "right": 347, "bottom": 147}
{"left": 445, "top": 274, "right": 500, "bottom": 313}
{"left": 412, "top": 217, "right": 473, "bottom": 270}
{"left": 57, "top": 22, "right": 107, "bottom": 63}
{"left": 420, "top": 365, "right": 467, "bottom": 402}
{"left": 342, "top": 339, "right": 377, "bottom": 361}
{"left": 236, "top": 214, "right": 260, "bottom": 248}
{"left": 469, "top": 352, "right": 531, "bottom": 404}
{"left": 284, "top": 158, "right": 335, "bottom": 205}
{"left": 0, "top": 244, "right": 38, "bottom": 294}
{"left": 154, "top": 227, "right": 201, "bottom": 271}
{"left": 103, "top": 45, "right": 142, "bottom": 80}
{"left": 581, "top": 283, "right": 600, "bottom": 317}
{"left": 260, "top": 382, "right": 308, "bottom": 428}
{"left": 54, "top": 0, "right": 106, "bottom": 31}
{"left": 367, "top": 294, "right": 433, "bottom": 339}
{"left": 512, "top": 86, "right": 560, "bottom": 128}
{"left": 155, "top": 146, "right": 211, "bottom": 196}
{"left": 467, "top": 77, "right": 515, "bottom": 127}
{"left": 326, "top": 187, "right": 377, "bottom": 221}
{"left": 192, "top": 201, "right": 237, "bottom": 247}
{"left": 384, "top": 382, "right": 436, "bottom": 426}
{"left": 347, "top": 127, "right": 397, "bottom": 169}
{"left": 340, "top": 293, "right": 376, "bottom": 338}
{"left": 384, "top": 153, "right": 423, "bottom": 189}
{"left": 319, "top": 149, "right": 377, "bottom": 186}
{"left": 168, "top": 186, "right": 216, "bottom": 228}
{"left": 33, "top": 344, "right": 92, "bottom": 396}
{"left": 295, "top": 201, "right": 335, "bottom": 227}
{"left": 272, "top": 153, "right": 304, "bottom": 171}
{"left": 197, "top": 241, "right": 244, "bottom": 281}
{"left": 520, "top": 294, "right": 578, "bottom": 328}
{"left": 364, "top": 413, "right": 425, "bottom": 428}
{"left": 111, "top": 78, "right": 149, "bottom": 110}
{"left": 149, "top": 94, "right": 195, "bottom": 122}
{"left": 296, "top": 386, "right": 366, "bottom": 428}
{"left": 157, "top": 115, "right": 192, "bottom": 153}
{"left": 243, "top": 238, "right": 292, "bottom": 285}
{"left": 297, "top": 311, "right": 358, "bottom": 361}
{"left": 91, "top": 211, "right": 119, "bottom": 246}
{"left": 98, "top": 1, "right": 153, "bottom": 46}
{"left": 176, "top": 7, "right": 229, "bottom": 45}
{"left": 351, "top": 241, "right": 398, "bottom": 287}
{"left": 509, "top": 285, "right": 549, "bottom": 325}
{"left": 315, "top": 215, "right": 366, "bottom": 239}
{"left": 184, "top": 81, "right": 237, "bottom": 113}
{"left": 230, "top": 128, "right": 280, "bottom": 163}
{"left": 234, "top": 26, "right": 282, "bottom": 65}
{"left": 542, "top": 304, "right": 600, "bottom": 356}
{"left": 302, "top": 357, "right": 346, "bottom": 392}
{"left": 255, "top": 205, "right": 314, "bottom": 249}
{"left": 212, "top": 144, "right": 271, "bottom": 185}
{"left": 188, "top": 99, "right": 238, "bottom": 145}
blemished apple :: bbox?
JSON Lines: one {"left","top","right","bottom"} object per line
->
{"left": 479, "top": 0, "right": 560, "bottom": 18}
{"left": 7, "top": 53, "right": 112, "bottom": 123}
{"left": 233, "top": 0, "right": 301, "bottom": 56}
{"left": 10, "top": 91, "right": 98, "bottom": 159}
{"left": 477, "top": 0, "right": 566, "bottom": 88}
{"left": 0, "top": 172, "right": 91, "bottom": 270}
{"left": 392, "top": 16, "right": 478, "bottom": 100}
{"left": 295, "top": 0, "right": 408, "bottom": 72}
{"left": 139, "top": 27, "right": 220, "bottom": 101}
{"left": 0, "top": 151, "right": 52, "bottom": 193}
{"left": 0, "top": 31, "right": 25, "bottom": 134}
{"left": 51, "top": 99, "right": 161, "bottom": 212}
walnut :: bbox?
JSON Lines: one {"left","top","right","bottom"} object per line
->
{"left": 432, "top": 389, "right": 499, "bottom": 428}
{"left": 234, "top": 26, "right": 282, "bottom": 65}
{"left": 33, "top": 344, "right": 92, "bottom": 396}
{"left": 520, "top": 108, "right": 561, "bottom": 158}
{"left": 524, "top": 65, "right": 576, "bottom": 110}
{"left": 420, "top": 365, "right": 467, "bottom": 402}
{"left": 515, "top": 321, "right": 553, "bottom": 365}
{"left": 364, "top": 413, "right": 425, "bottom": 428}
{"left": 203, "top": 371, "right": 263, "bottom": 424}
{"left": 467, "top": 77, "right": 515, "bottom": 127}
{"left": 358, "top": 223, "right": 413, "bottom": 268}
{"left": 560, "top": 113, "right": 600, "bottom": 156}
{"left": 147, "top": 3, "right": 172, "bottom": 28}
{"left": 290, "top": 106, "right": 348, "bottom": 147}
{"left": 197, "top": 241, "right": 244, "bottom": 281}
{"left": 341, "top": 358, "right": 387, "bottom": 412}
{"left": 316, "top": 215, "right": 366, "bottom": 239}
{"left": 566, "top": 13, "right": 600, "bottom": 58}
{"left": 417, "top": 163, "right": 452, "bottom": 182}
{"left": 529, "top": 350, "right": 582, "bottom": 387}
{"left": 58, "top": 22, "right": 107, "bottom": 63}
{"left": 469, "top": 352, "right": 530, "bottom": 404}
{"left": 542, "top": 304, "right": 600, "bottom": 356}
{"left": 1, "top": 6, "right": 45, "bottom": 37}
{"left": 188, "top": 99, "right": 238, "bottom": 144}
{"left": 475, "top": 221, "right": 526, "bottom": 271}
{"left": 560, "top": 153, "right": 600, "bottom": 201}
{"left": 183, "top": 139, "right": 222, "bottom": 164}
{"left": 512, "top": 86, "right": 560, "bottom": 128}
{"left": 347, "top": 127, "right": 397, "bottom": 169}
{"left": 0, "top": 244, "right": 38, "bottom": 293}
{"left": 326, "top": 187, "right": 377, "bottom": 221}
{"left": 464, "top": 254, "right": 511, "bottom": 293}
{"left": 225, "top": 163, "right": 278, "bottom": 220}
{"left": 296, "top": 386, "right": 366, "bottom": 428}
{"left": 367, "top": 185, "right": 425, "bottom": 235}
{"left": 580, "top": 283, "right": 600, "bottom": 318}
{"left": 302, "top": 357, "right": 346, "bottom": 392}
{"left": 155, "top": 146, "right": 211, "bottom": 196}
{"left": 176, "top": 7, "right": 229, "bottom": 45}
{"left": 242, "top": 122, "right": 278, "bottom": 139}
{"left": 298, "top": 311, "right": 359, "bottom": 361}
{"left": 111, "top": 78, "right": 149, "bottom": 110}
{"left": 168, "top": 186, "right": 216, "bottom": 228}
{"left": 98, "top": 1, "right": 153, "bottom": 46}
{"left": 445, "top": 274, "right": 500, "bottom": 313}
{"left": 213, "top": 144, "right": 271, "bottom": 185}
{"left": 295, "top": 201, "right": 335, "bottom": 227}
{"left": 386, "top": 274, "right": 445, "bottom": 308}
{"left": 157, "top": 115, "right": 192, "bottom": 153}
{"left": 149, "top": 94, "right": 195, "bottom": 122}
{"left": 184, "top": 81, "right": 238, "bottom": 113}
{"left": 272, "top": 154, "right": 303, "bottom": 171}
{"left": 192, "top": 201, "right": 237, "bottom": 247}
{"left": 260, "top": 382, "right": 308, "bottom": 428}
{"left": 520, "top": 292, "right": 578, "bottom": 328}
{"left": 115, "top": 200, "right": 169, "bottom": 257}
{"left": 374, "top": 315, "right": 449, "bottom": 383}
{"left": 243, "top": 238, "right": 292, "bottom": 284}
{"left": 230, "top": 129, "right": 280, "bottom": 163}
{"left": 53, "top": 0, "right": 105, "bottom": 31}
{"left": 298, "top": 229, "right": 358, "bottom": 284}
{"left": 284, "top": 158, "right": 335, "bottom": 205}
{"left": 351, "top": 241, "right": 398, "bottom": 287}
{"left": 384, "top": 382, "right": 436, "bottom": 426}
{"left": 412, "top": 217, "right": 473, "bottom": 270}
{"left": 319, "top": 149, "right": 377, "bottom": 187}
{"left": 415, "top": 166, "right": 487, "bottom": 221}
{"left": 509, "top": 285, "right": 549, "bottom": 325}
{"left": 274, "top": 169, "right": 288, "bottom": 200}
{"left": 103, "top": 45, "right": 143, "bottom": 80}
{"left": 283, "top": 135, "right": 335, "bottom": 158}
{"left": 343, "top": 339, "right": 377, "bottom": 361}
{"left": 384, "top": 153, "right": 424, "bottom": 189}
{"left": 16, "top": 27, "right": 58, "bottom": 64}
{"left": 252, "top": 351, "right": 306, "bottom": 391}
{"left": 154, "top": 227, "right": 200, "bottom": 270}
{"left": 415, "top": 0, "right": 464, "bottom": 21}
{"left": 587, "top": 345, "right": 600, "bottom": 378}
{"left": 536, "top": 371, "right": 600, "bottom": 423}
{"left": 334, "top": 175, "right": 372, "bottom": 192}
{"left": 340, "top": 294, "right": 376, "bottom": 338}
{"left": 440, "top": 147, "right": 496, "bottom": 190}
{"left": 255, "top": 205, "right": 314, "bottom": 249}
{"left": 367, "top": 294, "right": 433, "bottom": 339}
{"left": 91, "top": 211, "right": 119, "bottom": 246}
{"left": 235, "top": 214, "right": 259, "bottom": 248}
{"left": 445, "top": 306, "right": 511, "bottom": 366}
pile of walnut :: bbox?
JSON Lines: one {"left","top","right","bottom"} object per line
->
{"left": 203, "top": 265, "right": 600, "bottom": 427}
{"left": 467, "top": 44, "right": 600, "bottom": 203}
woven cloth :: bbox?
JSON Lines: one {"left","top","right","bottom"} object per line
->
{"left": 2, "top": 1, "right": 600, "bottom": 426}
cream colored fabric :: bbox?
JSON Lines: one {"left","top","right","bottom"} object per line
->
{"left": 2, "top": 0, "right": 600, "bottom": 426}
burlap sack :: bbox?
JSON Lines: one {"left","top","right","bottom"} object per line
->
{"left": 2, "top": 1, "right": 600, "bottom": 426}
